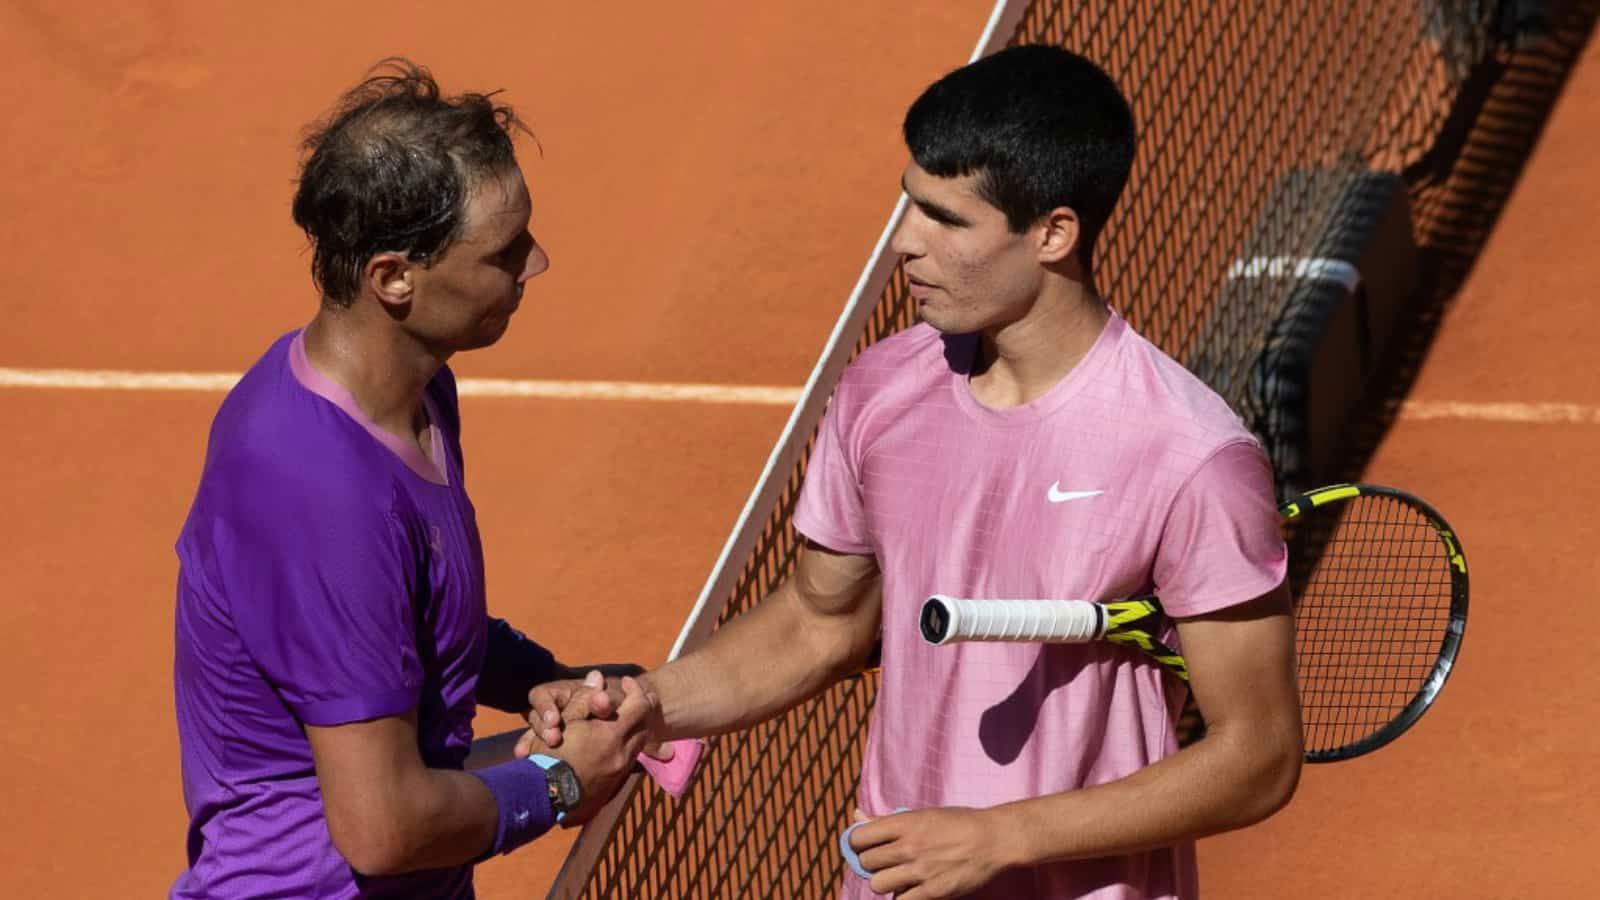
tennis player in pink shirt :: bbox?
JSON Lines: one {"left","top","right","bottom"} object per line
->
{"left": 534, "top": 45, "right": 1301, "bottom": 899}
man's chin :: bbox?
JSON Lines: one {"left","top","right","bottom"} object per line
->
{"left": 477, "top": 313, "right": 517, "bottom": 346}
{"left": 917, "top": 308, "right": 969, "bottom": 335}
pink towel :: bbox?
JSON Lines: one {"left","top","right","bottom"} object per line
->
{"left": 637, "top": 739, "right": 704, "bottom": 798}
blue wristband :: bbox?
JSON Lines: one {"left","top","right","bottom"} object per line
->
{"left": 840, "top": 808, "right": 911, "bottom": 879}
{"left": 471, "top": 758, "right": 557, "bottom": 858}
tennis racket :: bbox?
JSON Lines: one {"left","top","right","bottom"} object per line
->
{"left": 918, "top": 483, "right": 1468, "bottom": 763}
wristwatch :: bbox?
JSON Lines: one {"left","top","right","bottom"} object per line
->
{"left": 528, "top": 754, "right": 581, "bottom": 823}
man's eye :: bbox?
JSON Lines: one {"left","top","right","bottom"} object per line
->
{"left": 496, "top": 233, "right": 532, "bottom": 263}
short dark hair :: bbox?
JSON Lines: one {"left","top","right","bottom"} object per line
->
{"left": 291, "top": 58, "right": 531, "bottom": 306}
{"left": 903, "top": 45, "right": 1135, "bottom": 270}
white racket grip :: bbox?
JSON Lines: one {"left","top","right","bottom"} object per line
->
{"left": 920, "top": 595, "right": 1107, "bottom": 645}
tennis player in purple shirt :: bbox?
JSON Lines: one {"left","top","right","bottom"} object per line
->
{"left": 171, "top": 60, "right": 659, "bottom": 898}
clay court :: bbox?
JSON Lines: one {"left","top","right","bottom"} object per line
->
{"left": 2, "top": 1, "right": 1596, "bottom": 897}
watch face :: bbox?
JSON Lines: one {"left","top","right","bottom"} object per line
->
{"left": 550, "top": 762, "right": 581, "bottom": 810}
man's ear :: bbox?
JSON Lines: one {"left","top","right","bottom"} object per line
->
{"left": 364, "top": 252, "right": 414, "bottom": 311}
{"left": 1036, "top": 206, "right": 1081, "bottom": 266}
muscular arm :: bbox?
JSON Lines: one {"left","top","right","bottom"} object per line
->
{"left": 307, "top": 711, "right": 500, "bottom": 876}
{"left": 853, "top": 581, "right": 1301, "bottom": 894}
{"left": 642, "top": 541, "right": 882, "bottom": 741}
{"left": 995, "top": 582, "right": 1302, "bottom": 864}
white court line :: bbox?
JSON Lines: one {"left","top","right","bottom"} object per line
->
{"left": 0, "top": 366, "right": 802, "bottom": 406}
{"left": 4, "top": 367, "right": 1599, "bottom": 422}
{"left": 1399, "top": 400, "right": 1600, "bottom": 425}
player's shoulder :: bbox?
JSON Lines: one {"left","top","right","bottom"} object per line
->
{"left": 851, "top": 321, "right": 945, "bottom": 365}
{"left": 836, "top": 323, "right": 950, "bottom": 397}
{"left": 209, "top": 332, "right": 313, "bottom": 456}
{"left": 200, "top": 333, "right": 407, "bottom": 517}
{"left": 1104, "top": 316, "right": 1260, "bottom": 451}
{"left": 823, "top": 324, "right": 955, "bottom": 433}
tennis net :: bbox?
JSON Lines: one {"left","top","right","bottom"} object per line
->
{"left": 548, "top": 1, "right": 1500, "bottom": 896}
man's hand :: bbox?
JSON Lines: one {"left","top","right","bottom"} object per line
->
{"left": 526, "top": 662, "right": 644, "bottom": 740}
{"left": 522, "top": 664, "right": 676, "bottom": 758}
{"left": 524, "top": 675, "right": 658, "bottom": 826}
{"left": 848, "top": 807, "right": 1013, "bottom": 900}
{"left": 520, "top": 670, "right": 629, "bottom": 753}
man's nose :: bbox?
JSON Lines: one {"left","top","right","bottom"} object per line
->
{"left": 520, "top": 240, "right": 550, "bottom": 282}
{"left": 888, "top": 218, "right": 916, "bottom": 258}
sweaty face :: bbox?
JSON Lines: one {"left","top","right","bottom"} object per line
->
{"left": 891, "top": 163, "right": 1043, "bottom": 335}
{"left": 409, "top": 168, "right": 549, "bottom": 352}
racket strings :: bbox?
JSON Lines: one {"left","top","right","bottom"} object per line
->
{"left": 1291, "top": 493, "right": 1454, "bottom": 754}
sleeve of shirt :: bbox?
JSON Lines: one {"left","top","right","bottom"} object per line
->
{"left": 476, "top": 618, "right": 560, "bottom": 713}
{"left": 1152, "top": 439, "right": 1288, "bottom": 618}
{"left": 792, "top": 390, "right": 875, "bottom": 555}
{"left": 215, "top": 469, "right": 425, "bottom": 727}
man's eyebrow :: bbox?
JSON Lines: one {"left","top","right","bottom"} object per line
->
{"left": 488, "top": 228, "right": 529, "bottom": 257}
{"left": 901, "top": 176, "right": 969, "bottom": 226}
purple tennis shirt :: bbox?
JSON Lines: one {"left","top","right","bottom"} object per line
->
{"left": 172, "top": 331, "right": 553, "bottom": 898}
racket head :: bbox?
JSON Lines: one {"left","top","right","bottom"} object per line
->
{"left": 1281, "top": 483, "right": 1468, "bottom": 762}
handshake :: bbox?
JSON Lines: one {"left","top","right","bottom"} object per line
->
{"left": 507, "top": 664, "right": 700, "bottom": 827}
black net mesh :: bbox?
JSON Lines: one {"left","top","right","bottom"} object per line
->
{"left": 551, "top": 2, "right": 1500, "bottom": 896}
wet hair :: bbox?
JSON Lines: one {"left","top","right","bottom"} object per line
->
{"left": 291, "top": 58, "right": 531, "bottom": 306}
{"left": 903, "top": 45, "right": 1136, "bottom": 271}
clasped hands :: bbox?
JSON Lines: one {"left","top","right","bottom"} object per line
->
{"left": 516, "top": 670, "right": 1007, "bottom": 897}
{"left": 508, "top": 665, "right": 672, "bottom": 826}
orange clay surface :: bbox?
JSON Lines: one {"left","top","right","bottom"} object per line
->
{"left": 1, "top": 2, "right": 1595, "bottom": 897}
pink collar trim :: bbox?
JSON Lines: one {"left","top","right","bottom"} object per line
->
{"left": 288, "top": 331, "right": 449, "bottom": 486}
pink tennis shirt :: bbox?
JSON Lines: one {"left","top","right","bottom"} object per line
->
{"left": 793, "top": 310, "right": 1286, "bottom": 899}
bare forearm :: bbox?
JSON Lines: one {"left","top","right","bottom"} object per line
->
{"left": 337, "top": 767, "right": 500, "bottom": 875}
{"left": 644, "top": 582, "right": 876, "bottom": 740}
{"left": 975, "top": 584, "right": 1306, "bottom": 867}
{"left": 991, "top": 723, "right": 1300, "bottom": 869}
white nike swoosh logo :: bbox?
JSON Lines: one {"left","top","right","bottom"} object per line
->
{"left": 1047, "top": 484, "right": 1104, "bottom": 503}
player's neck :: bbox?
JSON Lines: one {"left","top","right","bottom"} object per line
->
{"left": 969, "top": 280, "right": 1109, "bottom": 410}
{"left": 302, "top": 307, "right": 442, "bottom": 441}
